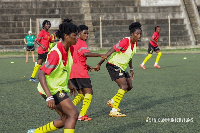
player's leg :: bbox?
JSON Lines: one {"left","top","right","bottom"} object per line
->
{"left": 26, "top": 51, "right": 29, "bottom": 63}
{"left": 31, "top": 47, "right": 35, "bottom": 62}
{"left": 109, "top": 77, "right": 127, "bottom": 117}
{"left": 56, "top": 97, "right": 79, "bottom": 133}
{"left": 30, "top": 52, "right": 47, "bottom": 82}
{"left": 77, "top": 78, "right": 93, "bottom": 121}
{"left": 140, "top": 43, "right": 153, "bottom": 69}
{"left": 106, "top": 63, "right": 121, "bottom": 112}
{"left": 71, "top": 79, "right": 84, "bottom": 106}
{"left": 154, "top": 49, "right": 162, "bottom": 68}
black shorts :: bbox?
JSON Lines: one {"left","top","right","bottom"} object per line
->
{"left": 106, "top": 63, "right": 130, "bottom": 81}
{"left": 70, "top": 78, "right": 92, "bottom": 91}
{"left": 38, "top": 52, "right": 48, "bottom": 62}
{"left": 41, "top": 90, "right": 69, "bottom": 105}
{"left": 148, "top": 42, "right": 160, "bottom": 54}
{"left": 26, "top": 46, "right": 35, "bottom": 51}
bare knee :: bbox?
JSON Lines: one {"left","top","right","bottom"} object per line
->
{"left": 120, "top": 84, "right": 128, "bottom": 91}
{"left": 68, "top": 109, "right": 79, "bottom": 120}
{"left": 127, "top": 85, "right": 133, "bottom": 91}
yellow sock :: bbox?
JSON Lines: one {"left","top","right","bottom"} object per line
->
{"left": 80, "top": 93, "right": 92, "bottom": 116}
{"left": 143, "top": 54, "right": 152, "bottom": 64}
{"left": 34, "top": 121, "right": 58, "bottom": 133}
{"left": 155, "top": 52, "right": 162, "bottom": 64}
{"left": 31, "top": 64, "right": 41, "bottom": 78}
{"left": 64, "top": 129, "right": 75, "bottom": 133}
{"left": 113, "top": 89, "right": 126, "bottom": 109}
{"left": 72, "top": 93, "right": 84, "bottom": 106}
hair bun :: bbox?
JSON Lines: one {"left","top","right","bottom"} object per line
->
{"left": 63, "top": 19, "right": 72, "bottom": 23}
{"left": 129, "top": 22, "right": 141, "bottom": 31}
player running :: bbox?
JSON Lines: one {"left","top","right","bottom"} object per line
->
{"left": 140, "top": 26, "right": 162, "bottom": 69}
{"left": 27, "top": 19, "right": 79, "bottom": 133}
{"left": 29, "top": 20, "right": 55, "bottom": 82}
{"left": 70, "top": 25, "right": 106, "bottom": 121}
{"left": 95, "top": 22, "right": 142, "bottom": 117}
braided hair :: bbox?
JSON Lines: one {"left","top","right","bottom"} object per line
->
{"left": 56, "top": 19, "right": 78, "bottom": 40}
{"left": 129, "top": 22, "right": 142, "bottom": 34}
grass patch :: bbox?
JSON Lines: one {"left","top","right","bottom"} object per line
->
{"left": 0, "top": 53, "right": 199, "bottom": 133}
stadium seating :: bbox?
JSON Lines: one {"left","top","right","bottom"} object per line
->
{"left": 0, "top": 0, "right": 199, "bottom": 50}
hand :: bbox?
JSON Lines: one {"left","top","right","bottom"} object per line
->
{"left": 101, "top": 54, "right": 107, "bottom": 60}
{"left": 87, "top": 65, "right": 94, "bottom": 72}
{"left": 68, "top": 83, "right": 77, "bottom": 97}
{"left": 42, "top": 46, "right": 46, "bottom": 51}
{"left": 130, "top": 70, "right": 135, "bottom": 80}
{"left": 46, "top": 99, "right": 56, "bottom": 110}
{"left": 93, "top": 64, "right": 100, "bottom": 71}
{"left": 157, "top": 43, "right": 161, "bottom": 46}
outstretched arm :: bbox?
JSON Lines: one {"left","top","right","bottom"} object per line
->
{"left": 94, "top": 47, "right": 116, "bottom": 71}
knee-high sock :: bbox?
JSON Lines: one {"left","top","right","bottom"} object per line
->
{"left": 72, "top": 93, "right": 84, "bottom": 106}
{"left": 31, "top": 64, "right": 41, "bottom": 78}
{"left": 64, "top": 129, "right": 75, "bottom": 133}
{"left": 34, "top": 121, "right": 58, "bottom": 133}
{"left": 80, "top": 94, "right": 92, "bottom": 117}
{"left": 143, "top": 54, "right": 152, "bottom": 64}
{"left": 155, "top": 52, "right": 162, "bottom": 64}
{"left": 113, "top": 89, "right": 126, "bottom": 109}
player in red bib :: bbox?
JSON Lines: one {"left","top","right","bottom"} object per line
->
{"left": 70, "top": 25, "right": 106, "bottom": 121}
{"left": 140, "top": 26, "right": 162, "bottom": 69}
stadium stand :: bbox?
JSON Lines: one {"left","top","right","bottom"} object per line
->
{"left": 0, "top": 0, "right": 199, "bottom": 50}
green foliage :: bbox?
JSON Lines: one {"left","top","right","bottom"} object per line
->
{"left": 0, "top": 53, "right": 199, "bottom": 133}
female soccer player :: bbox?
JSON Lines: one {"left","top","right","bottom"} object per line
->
{"left": 29, "top": 20, "right": 54, "bottom": 82}
{"left": 27, "top": 19, "right": 79, "bottom": 133}
{"left": 24, "top": 30, "right": 36, "bottom": 63}
{"left": 140, "top": 26, "right": 162, "bottom": 69}
{"left": 95, "top": 22, "right": 142, "bottom": 117}
{"left": 70, "top": 25, "right": 106, "bottom": 121}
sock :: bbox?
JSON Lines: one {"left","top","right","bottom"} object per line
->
{"left": 64, "top": 129, "right": 75, "bottom": 133}
{"left": 155, "top": 52, "right": 162, "bottom": 64}
{"left": 113, "top": 89, "right": 126, "bottom": 110}
{"left": 34, "top": 121, "right": 58, "bottom": 133}
{"left": 143, "top": 54, "right": 152, "bottom": 64}
{"left": 79, "top": 93, "right": 92, "bottom": 117}
{"left": 111, "top": 108, "right": 118, "bottom": 112}
{"left": 72, "top": 93, "right": 84, "bottom": 106}
{"left": 110, "top": 99, "right": 114, "bottom": 104}
{"left": 31, "top": 64, "right": 41, "bottom": 78}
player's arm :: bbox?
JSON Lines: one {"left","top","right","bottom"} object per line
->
{"left": 35, "top": 40, "right": 46, "bottom": 50}
{"left": 151, "top": 34, "right": 160, "bottom": 46}
{"left": 129, "top": 59, "right": 134, "bottom": 80}
{"left": 24, "top": 38, "right": 27, "bottom": 44}
{"left": 39, "top": 70, "right": 55, "bottom": 110}
{"left": 68, "top": 80, "right": 77, "bottom": 97}
{"left": 95, "top": 47, "right": 115, "bottom": 71}
{"left": 36, "top": 32, "right": 46, "bottom": 50}
{"left": 84, "top": 52, "right": 107, "bottom": 59}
